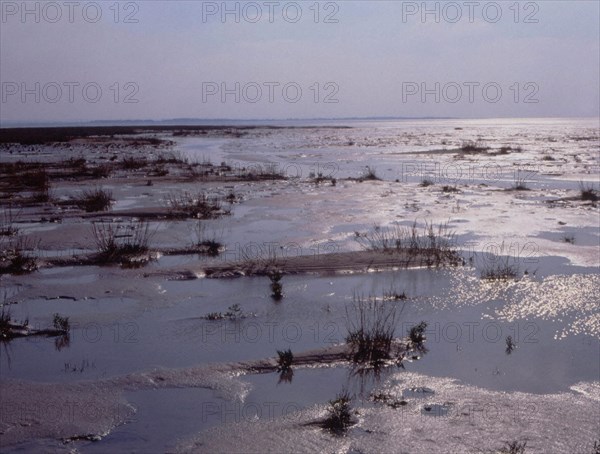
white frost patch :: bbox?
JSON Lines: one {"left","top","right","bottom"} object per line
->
{"left": 176, "top": 372, "right": 600, "bottom": 454}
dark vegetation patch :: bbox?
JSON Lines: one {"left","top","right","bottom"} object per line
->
{"left": 1, "top": 308, "right": 70, "bottom": 342}
{"left": 459, "top": 141, "right": 490, "bottom": 154}
{"left": 74, "top": 188, "right": 113, "bottom": 212}
{"left": 320, "top": 389, "right": 355, "bottom": 435}
{"left": 345, "top": 295, "right": 400, "bottom": 367}
{"left": 579, "top": 182, "right": 598, "bottom": 202}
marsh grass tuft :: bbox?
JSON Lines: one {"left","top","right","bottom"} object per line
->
{"left": 481, "top": 257, "right": 519, "bottom": 281}
{"left": 408, "top": 321, "right": 427, "bottom": 348}
{"left": 512, "top": 176, "right": 529, "bottom": 191}
{"left": 91, "top": 220, "right": 153, "bottom": 266}
{"left": 355, "top": 221, "right": 460, "bottom": 267}
{"left": 52, "top": 313, "right": 70, "bottom": 333}
{"left": 276, "top": 348, "right": 293, "bottom": 371}
{"left": 166, "top": 191, "right": 229, "bottom": 219}
{"left": 442, "top": 185, "right": 459, "bottom": 193}
{"left": 505, "top": 335, "right": 516, "bottom": 354}
{"left": 460, "top": 141, "right": 489, "bottom": 154}
{"left": 0, "top": 207, "right": 20, "bottom": 237}
{"left": 192, "top": 221, "right": 223, "bottom": 257}
{"left": 322, "top": 389, "right": 354, "bottom": 434}
{"left": 269, "top": 270, "right": 284, "bottom": 300}
{"left": 75, "top": 187, "right": 113, "bottom": 212}
{"left": 121, "top": 156, "right": 148, "bottom": 170}
{"left": 204, "top": 304, "right": 246, "bottom": 321}
{"left": 500, "top": 440, "right": 527, "bottom": 454}
{"left": 359, "top": 166, "right": 380, "bottom": 181}
{"left": 0, "top": 308, "right": 13, "bottom": 339}
{"left": 579, "top": 181, "right": 598, "bottom": 202}
{"left": 0, "top": 236, "right": 38, "bottom": 275}
{"left": 345, "top": 294, "right": 401, "bottom": 367}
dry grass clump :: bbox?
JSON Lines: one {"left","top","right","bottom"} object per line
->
{"left": 355, "top": 221, "right": 460, "bottom": 267}
{"left": 75, "top": 188, "right": 113, "bottom": 212}
{"left": 166, "top": 191, "right": 230, "bottom": 219}
{"left": 91, "top": 220, "right": 153, "bottom": 266}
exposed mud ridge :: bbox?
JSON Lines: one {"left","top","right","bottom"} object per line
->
{"left": 202, "top": 249, "right": 463, "bottom": 278}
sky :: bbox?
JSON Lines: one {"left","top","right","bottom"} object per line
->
{"left": 1, "top": 0, "right": 599, "bottom": 123}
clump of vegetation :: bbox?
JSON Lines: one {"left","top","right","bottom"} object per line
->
{"left": 460, "top": 141, "right": 489, "bottom": 154}
{"left": 192, "top": 221, "right": 222, "bottom": 257}
{"left": 0, "top": 236, "right": 38, "bottom": 275}
{"left": 91, "top": 221, "right": 153, "bottom": 266}
{"left": 204, "top": 304, "right": 246, "bottom": 321}
{"left": 579, "top": 182, "right": 598, "bottom": 202}
{"left": 480, "top": 242, "right": 521, "bottom": 281}
{"left": 481, "top": 257, "right": 519, "bottom": 281}
{"left": 276, "top": 348, "right": 293, "bottom": 372}
{"left": 383, "top": 287, "right": 407, "bottom": 301}
{"left": 1, "top": 307, "right": 71, "bottom": 343}
{"left": 21, "top": 168, "right": 49, "bottom": 190}
{"left": 0, "top": 308, "right": 13, "bottom": 340}
{"left": 495, "top": 146, "right": 522, "bottom": 155}
{"left": 408, "top": 321, "right": 427, "bottom": 348}
{"left": 322, "top": 390, "right": 354, "bottom": 434}
{"left": 499, "top": 440, "right": 527, "bottom": 454}
{"left": 75, "top": 187, "right": 113, "bottom": 212}
{"left": 441, "top": 185, "right": 459, "bottom": 193}
{"left": 269, "top": 270, "right": 283, "bottom": 301}
{"left": 52, "top": 313, "right": 70, "bottom": 333}
{"left": 22, "top": 168, "right": 52, "bottom": 203}
{"left": 166, "top": 191, "right": 230, "bottom": 219}
{"left": 371, "top": 391, "right": 407, "bottom": 409}
{"left": 505, "top": 335, "right": 516, "bottom": 354}
{"left": 310, "top": 172, "right": 334, "bottom": 186}
{"left": 358, "top": 166, "right": 380, "bottom": 181}
{"left": 345, "top": 295, "right": 400, "bottom": 367}
{"left": 0, "top": 207, "right": 19, "bottom": 237}
{"left": 237, "top": 163, "right": 286, "bottom": 181}
{"left": 354, "top": 221, "right": 460, "bottom": 267}
{"left": 512, "top": 176, "right": 530, "bottom": 191}
{"left": 155, "top": 151, "right": 189, "bottom": 165}
{"left": 420, "top": 178, "right": 434, "bottom": 187}
{"left": 91, "top": 163, "right": 112, "bottom": 178}
{"left": 121, "top": 156, "right": 148, "bottom": 170}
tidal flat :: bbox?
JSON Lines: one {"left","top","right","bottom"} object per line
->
{"left": 1, "top": 118, "right": 598, "bottom": 453}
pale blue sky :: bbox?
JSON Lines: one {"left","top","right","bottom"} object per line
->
{"left": 1, "top": 1, "right": 598, "bottom": 123}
